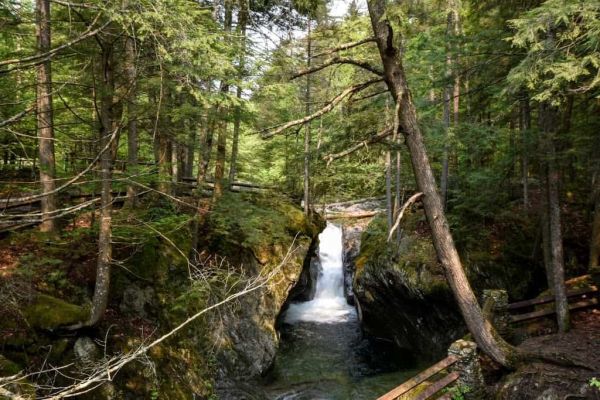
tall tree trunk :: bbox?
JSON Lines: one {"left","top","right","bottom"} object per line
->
{"left": 367, "top": 0, "right": 519, "bottom": 368}
{"left": 303, "top": 21, "right": 312, "bottom": 216}
{"left": 394, "top": 127, "right": 402, "bottom": 245}
{"left": 125, "top": 35, "right": 138, "bottom": 207}
{"left": 228, "top": 0, "right": 248, "bottom": 187}
{"left": 157, "top": 125, "right": 172, "bottom": 195}
{"left": 212, "top": 0, "right": 233, "bottom": 204}
{"left": 212, "top": 118, "right": 227, "bottom": 202}
{"left": 591, "top": 182, "right": 600, "bottom": 268}
{"left": 441, "top": 86, "right": 451, "bottom": 208}
{"left": 185, "top": 118, "right": 195, "bottom": 178}
{"left": 539, "top": 102, "right": 570, "bottom": 332}
{"left": 440, "top": 0, "right": 460, "bottom": 209}
{"left": 36, "top": 0, "right": 57, "bottom": 232}
{"left": 520, "top": 92, "right": 530, "bottom": 208}
{"left": 197, "top": 115, "right": 215, "bottom": 187}
{"left": 88, "top": 42, "right": 116, "bottom": 326}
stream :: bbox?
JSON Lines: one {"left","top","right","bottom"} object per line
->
{"left": 261, "top": 223, "right": 421, "bottom": 400}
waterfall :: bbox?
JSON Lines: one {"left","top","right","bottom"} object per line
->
{"left": 284, "top": 223, "right": 356, "bottom": 324}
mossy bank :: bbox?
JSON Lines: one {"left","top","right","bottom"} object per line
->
{"left": 0, "top": 192, "right": 321, "bottom": 399}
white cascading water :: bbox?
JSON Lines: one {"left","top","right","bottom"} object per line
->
{"left": 284, "top": 223, "right": 357, "bottom": 324}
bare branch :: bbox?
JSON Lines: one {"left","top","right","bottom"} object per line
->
{"left": 0, "top": 104, "right": 35, "bottom": 128}
{"left": 311, "top": 37, "right": 376, "bottom": 59}
{"left": 290, "top": 56, "right": 383, "bottom": 80}
{"left": 387, "top": 192, "right": 423, "bottom": 241}
{"left": 261, "top": 78, "right": 383, "bottom": 139}
{"left": 324, "top": 127, "right": 393, "bottom": 165}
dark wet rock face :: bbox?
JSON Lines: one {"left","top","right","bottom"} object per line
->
{"left": 342, "top": 223, "right": 365, "bottom": 306}
{"left": 354, "top": 212, "right": 466, "bottom": 362}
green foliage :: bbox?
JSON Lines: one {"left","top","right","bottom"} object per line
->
{"left": 507, "top": 0, "right": 600, "bottom": 103}
{"left": 590, "top": 377, "right": 600, "bottom": 389}
{"left": 445, "top": 383, "right": 471, "bottom": 400}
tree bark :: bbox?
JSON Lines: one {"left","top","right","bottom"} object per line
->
{"left": 125, "top": 35, "right": 138, "bottom": 207}
{"left": 367, "top": 0, "right": 519, "bottom": 368}
{"left": 36, "top": 0, "right": 57, "bottom": 233}
{"left": 539, "top": 102, "right": 570, "bottom": 332}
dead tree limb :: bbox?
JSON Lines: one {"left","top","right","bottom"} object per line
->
{"left": 311, "top": 37, "right": 376, "bottom": 59}
{"left": 0, "top": 104, "right": 35, "bottom": 128}
{"left": 388, "top": 192, "right": 423, "bottom": 241}
{"left": 324, "top": 127, "right": 393, "bottom": 165}
{"left": 290, "top": 56, "right": 383, "bottom": 80}
{"left": 261, "top": 78, "right": 383, "bottom": 139}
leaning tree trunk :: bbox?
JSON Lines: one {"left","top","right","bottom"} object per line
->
{"left": 367, "top": 0, "right": 519, "bottom": 368}
{"left": 539, "top": 102, "right": 570, "bottom": 332}
{"left": 88, "top": 42, "right": 116, "bottom": 326}
{"left": 36, "top": 0, "right": 57, "bottom": 232}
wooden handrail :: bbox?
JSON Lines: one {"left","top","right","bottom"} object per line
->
{"left": 413, "top": 371, "right": 460, "bottom": 400}
{"left": 510, "top": 298, "right": 598, "bottom": 323}
{"left": 376, "top": 355, "right": 457, "bottom": 400}
{"left": 507, "top": 287, "right": 598, "bottom": 310}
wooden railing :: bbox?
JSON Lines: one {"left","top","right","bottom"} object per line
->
{"left": 508, "top": 286, "right": 598, "bottom": 323}
{"left": 376, "top": 355, "right": 459, "bottom": 400}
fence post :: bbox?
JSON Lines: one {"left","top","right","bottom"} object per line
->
{"left": 482, "top": 289, "right": 511, "bottom": 339}
{"left": 448, "top": 340, "right": 485, "bottom": 399}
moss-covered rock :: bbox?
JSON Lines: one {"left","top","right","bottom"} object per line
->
{"left": 23, "top": 294, "right": 89, "bottom": 330}
{"left": 354, "top": 203, "right": 551, "bottom": 362}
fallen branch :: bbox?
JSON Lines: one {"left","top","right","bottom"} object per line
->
{"left": 324, "top": 127, "right": 393, "bottom": 165}
{"left": 387, "top": 192, "right": 423, "bottom": 242}
{"left": 261, "top": 78, "right": 382, "bottom": 139}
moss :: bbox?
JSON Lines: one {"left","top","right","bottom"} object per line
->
{"left": 0, "top": 354, "right": 22, "bottom": 376}
{"left": 23, "top": 294, "right": 89, "bottom": 330}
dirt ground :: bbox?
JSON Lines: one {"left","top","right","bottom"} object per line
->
{"left": 493, "top": 308, "right": 600, "bottom": 399}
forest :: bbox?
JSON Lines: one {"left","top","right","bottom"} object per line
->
{"left": 0, "top": 0, "right": 599, "bottom": 399}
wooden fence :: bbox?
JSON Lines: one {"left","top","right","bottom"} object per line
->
{"left": 376, "top": 279, "right": 599, "bottom": 400}
{"left": 507, "top": 286, "right": 598, "bottom": 323}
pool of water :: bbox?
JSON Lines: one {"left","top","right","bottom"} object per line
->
{"left": 260, "top": 319, "right": 421, "bottom": 400}
{"left": 255, "top": 223, "right": 421, "bottom": 400}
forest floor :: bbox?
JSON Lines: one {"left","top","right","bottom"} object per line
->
{"left": 490, "top": 308, "right": 600, "bottom": 399}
